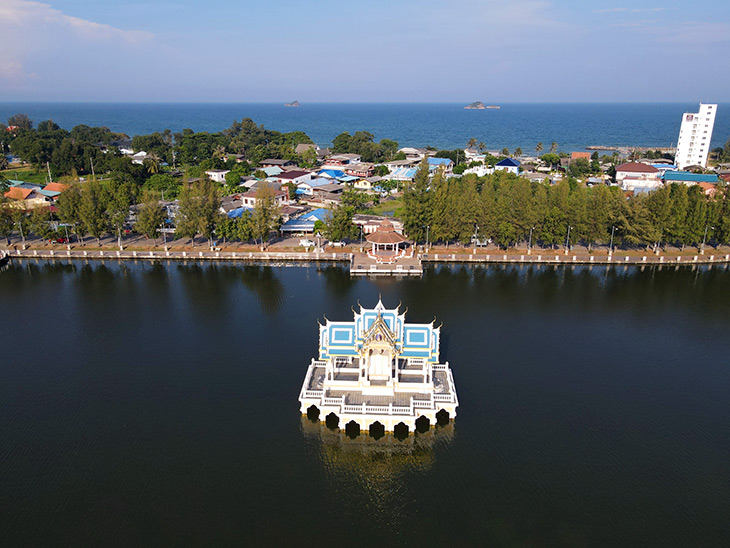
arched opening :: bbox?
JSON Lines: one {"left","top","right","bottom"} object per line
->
{"left": 436, "top": 409, "right": 450, "bottom": 426}
{"left": 345, "top": 420, "right": 361, "bottom": 439}
{"left": 415, "top": 415, "right": 431, "bottom": 433}
{"left": 369, "top": 421, "right": 385, "bottom": 440}
{"left": 393, "top": 422, "right": 409, "bottom": 440}
{"left": 325, "top": 412, "right": 339, "bottom": 430}
{"left": 306, "top": 405, "right": 320, "bottom": 422}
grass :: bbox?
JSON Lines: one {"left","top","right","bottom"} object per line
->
{"left": 1, "top": 166, "right": 49, "bottom": 185}
{"left": 366, "top": 197, "right": 404, "bottom": 217}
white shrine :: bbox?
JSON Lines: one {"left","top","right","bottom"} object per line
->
{"left": 298, "top": 299, "right": 458, "bottom": 436}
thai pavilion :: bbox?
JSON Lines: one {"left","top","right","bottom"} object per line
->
{"left": 298, "top": 299, "right": 458, "bottom": 436}
{"left": 365, "top": 220, "right": 411, "bottom": 264}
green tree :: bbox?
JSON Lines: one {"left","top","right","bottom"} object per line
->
{"left": 29, "top": 206, "right": 54, "bottom": 241}
{"left": 536, "top": 142, "right": 543, "bottom": 156}
{"left": 106, "top": 178, "right": 136, "bottom": 249}
{"left": 514, "top": 147, "right": 523, "bottom": 158}
{"left": 0, "top": 203, "right": 14, "bottom": 244}
{"left": 323, "top": 205, "right": 356, "bottom": 242}
{"left": 251, "top": 184, "right": 279, "bottom": 250}
{"left": 135, "top": 191, "right": 165, "bottom": 246}
{"left": 79, "top": 179, "right": 108, "bottom": 245}
{"left": 56, "top": 184, "right": 86, "bottom": 245}
{"left": 550, "top": 142, "right": 558, "bottom": 154}
{"left": 401, "top": 159, "right": 431, "bottom": 243}
{"left": 7, "top": 113, "right": 32, "bottom": 130}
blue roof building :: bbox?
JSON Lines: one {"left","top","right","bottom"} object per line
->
{"left": 280, "top": 208, "right": 330, "bottom": 233}
{"left": 495, "top": 157, "right": 521, "bottom": 174}
{"left": 663, "top": 171, "right": 719, "bottom": 184}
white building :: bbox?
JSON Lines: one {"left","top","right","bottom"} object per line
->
{"left": 205, "top": 169, "right": 231, "bottom": 183}
{"left": 615, "top": 162, "right": 662, "bottom": 192}
{"left": 675, "top": 103, "right": 717, "bottom": 169}
{"left": 298, "top": 300, "right": 458, "bottom": 435}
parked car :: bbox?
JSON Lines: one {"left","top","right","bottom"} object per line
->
{"left": 328, "top": 241, "right": 345, "bottom": 248}
{"left": 299, "top": 239, "right": 315, "bottom": 247}
{"left": 50, "top": 237, "right": 69, "bottom": 244}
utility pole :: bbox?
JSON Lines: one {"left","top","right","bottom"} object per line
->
{"left": 46, "top": 161, "right": 53, "bottom": 183}
{"left": 90, "top": 158, "right": 96, "bottom": 181}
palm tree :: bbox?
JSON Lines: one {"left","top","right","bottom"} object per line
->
{"left": 144, "top": 154, "right": 160, "bottom": 175}
{"left": 213, "top": 145, "right": 226, "bottom": 160}
{"left": 536, "top": 142, "right": 543, "bottom": 156}
{"left": 478, "top": 142, "right": 486, "bottom": 153}
{"left": 466, "top": 137, "right": 478, "bottom": 151}
{"left": 514, "top": 147, "right": 523, "bottom": 157}
{"left": 550, "top": 142, "right": 558, "bottom": 154}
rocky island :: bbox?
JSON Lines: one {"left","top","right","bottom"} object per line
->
{"left": 464, "top": 101, "right": 486, "bottom": 110}
{"left": 284, "top": 100, "right": 300, "bottom": 107}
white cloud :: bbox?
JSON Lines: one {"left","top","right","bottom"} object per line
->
{"left": 594, "top": 7, "right": 666, "bottom": 14}
{"left": 0, "top": 0, "right": 153, "bottom": 85}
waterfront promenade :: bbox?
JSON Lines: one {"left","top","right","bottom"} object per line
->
{"left": 4, "top": 241, "right": 730, "bottom": 272}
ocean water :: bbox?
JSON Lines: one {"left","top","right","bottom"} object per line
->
{"left": 1, "top": 102, "right": 728, "bottom": 153}
{"left": 1, "top": 261, "right": 730, "bottom": 547}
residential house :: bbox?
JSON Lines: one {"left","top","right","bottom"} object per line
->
{"left": 322, "top": 153, "right": 361, "bottom": 167}
{"left": 384, "top": 159, "right": 417, "bottom": 173}
{"left": 240, "top": 188, "right": 289, "bottom": 208}
{"left": 353, "top": 176, "right": 383, "bottom": 192}
{"left": 3, "top": 186, "right": 49, "bottom": 208}
{"left": 205, "top": 169, "right": 231, "bottom": 183}
{"left": 494, "top": 157, "right": 521, "bottom": 175}
{"left": 275, "top": 169, "right": 313, "bottom": 186}
{"left": 427, "top": 157, "right": 454, "bottom": 173}
{"left": 260, "top": 158, "right": 297, "bottom": 168}
{"left": 280, "top": 208, "right": 331, "bottom": 234}
{"left": 398, "top": 147, "right": 429, "bottom": 162}
{"left": 297, "top": 177, "right": 332, "bottom": 196}
{"left": 344, "top": 162, "right": 374, "bottom": 177}
{"left": 615, "top": 162, "right": 661, "bottom": 192}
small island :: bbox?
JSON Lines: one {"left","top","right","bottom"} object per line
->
{"left": 284, "top": 100, "right": 300, "bottom": 107}
{"left": 464, "top": 101, "right": 500, "bottom": 109}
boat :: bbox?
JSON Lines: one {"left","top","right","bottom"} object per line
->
{"left": 298, "top": 299, "right": 458, "bottom": 437}
{"left": 0, "top": 250, "right": 8, "bottom": 266}
{"left": 485, "top": 105, "right": 500, "bottom": 109}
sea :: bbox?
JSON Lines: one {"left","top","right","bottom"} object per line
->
{"left": 2, "top": 260, "right": 730, "bottom": 547}
{"left": 1, "top": 102, "right": 728, "bottom": 153}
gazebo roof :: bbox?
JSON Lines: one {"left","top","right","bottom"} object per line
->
{"left": 366, "top": 220, "right": 409, "bottom": 244}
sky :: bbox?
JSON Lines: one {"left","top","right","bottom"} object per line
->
{"left": 1, "top": 0, "right": 729, "bottom": 102}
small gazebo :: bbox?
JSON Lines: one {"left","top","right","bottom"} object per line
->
{"left": 365, "top": 220, "right": 410, "bottom": 263}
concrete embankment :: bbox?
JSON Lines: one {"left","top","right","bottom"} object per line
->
{"left": 5, "top": 247, "right": 730, "bottom": 269}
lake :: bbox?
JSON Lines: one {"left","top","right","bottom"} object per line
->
{"left": 1, "top": 260, "right": 730, "bottom": 547}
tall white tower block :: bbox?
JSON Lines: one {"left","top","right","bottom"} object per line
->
{"left": 675, "top": 103, "right": 717, "bottom": 169}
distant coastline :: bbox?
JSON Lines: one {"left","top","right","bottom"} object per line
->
{"left": 0, "top": 102, "right": 725, "bottom": 152}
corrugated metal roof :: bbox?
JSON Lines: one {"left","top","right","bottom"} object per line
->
{"left": 663, "top": 171, "right": 719, "bottom": 183}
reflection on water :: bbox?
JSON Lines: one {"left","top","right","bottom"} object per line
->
{"left": 301, "top": 417, "right": 455, "bottom": 532}
{"left": 240, "top": 264, "right": 284, "bottom": 314}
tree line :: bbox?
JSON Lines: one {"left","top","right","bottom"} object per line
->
{"left": 0, "top": 176, "right": 282, "bottom": 250}
{"left": 402, "top": 160, "right": 730, "bottom": 251}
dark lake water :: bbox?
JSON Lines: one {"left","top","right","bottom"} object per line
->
{"left": 2, "top": 260, "right": 730, "bottom": 548}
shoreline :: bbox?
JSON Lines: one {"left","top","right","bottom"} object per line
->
{"left": 5, "top": 247, "right": 729, "bottom": 269}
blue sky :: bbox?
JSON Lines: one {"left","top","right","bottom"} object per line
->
{"left": 1, "top": 0, "right": 729, "bottom": 102}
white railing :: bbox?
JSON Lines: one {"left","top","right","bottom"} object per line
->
{"left": 312, "top": 360, "right": 327, "bottom": 367}
{"left": 434, "top": 394, "right": 453, "bottom": 402}
{"left": 432, "top": 364, "right": 447, "bottom": 371}
{"left": 304, "top": 390, "right": 323, "bottom": 399}
{"left": 365, "top": 405, "right": 390, "bottom": 414}
{"left": 324, "top": 397, "right": 344, "bottom": 406}
{"left": 413, "top": 400, "right": 432, "bottom": 409}
{"left": 344, "top": 405, "right": 363, "bottom": 413}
